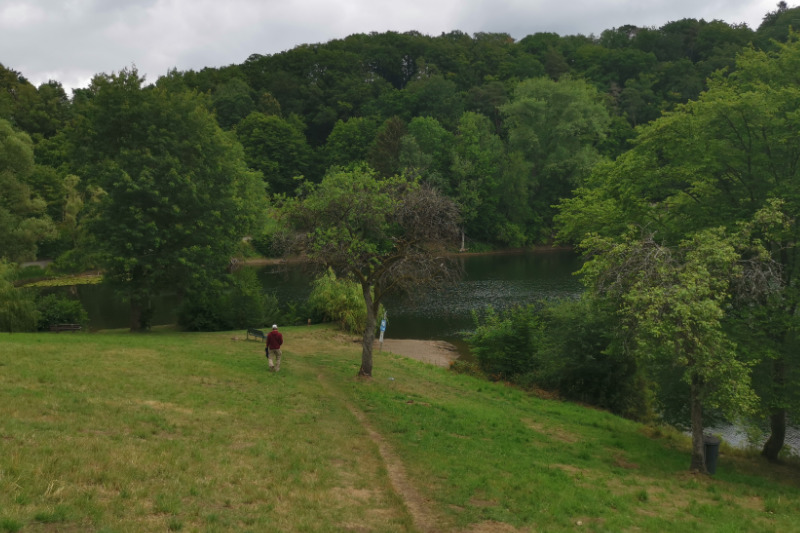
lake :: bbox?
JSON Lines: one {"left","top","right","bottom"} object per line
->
{"left": 255, "top": 248, "right": 584, "bottom": 342}
{"left": 77, "top": 249, "right": 584, "bottom": 338}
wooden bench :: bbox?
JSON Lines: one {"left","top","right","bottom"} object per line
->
{"left": 247, "top": 328, "right": 265, "bottom": 341}
{"left": 49, "top": 323, "right": 82, "bottom": 333}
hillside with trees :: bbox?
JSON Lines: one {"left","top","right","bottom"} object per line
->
{"left": 2, "top": 5, "right": 798, "bottom": 259}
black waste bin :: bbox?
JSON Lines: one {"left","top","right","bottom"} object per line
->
{"left": 704, "top": 435, "right": 721, "bottom": 475}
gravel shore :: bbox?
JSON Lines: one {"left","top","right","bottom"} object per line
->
{"left": 374, "top": 339, "right": 460, "bottom": 367}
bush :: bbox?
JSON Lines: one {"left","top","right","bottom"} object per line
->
{"left": 178, "top": 269, "right": 280, "bottom": 331}
{"left": 0, "top": 261, "right": 38, "bottom": 333}
{"left": 467, "top": 297, "right": 653, "bottom": 420}
{"left": 307, "top": 268, "right": 373, "bottom": 334}
{"left": 449, "top": 360, "right": 484, "bottom": 378}
{"left": 535, "top": 298, "right": 653, "bottom": 420}
{"left": 36, "top": 293, "right": 89, "bottom": 331}
{"left": 250, "top": 228, "right": 293, "bottom": 259}
{"left": 49, "top": 247, "right": 103, "bottom": 275}
{"left": 16, "top": 265, "right": 47, "bottom": 280}
{"left": 467, "top": 305, "right": 545, "bottom": 380}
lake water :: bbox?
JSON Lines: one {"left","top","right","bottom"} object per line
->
{"left": 256, "top": 249, "right": 584, "bottom": 342}
{"left": 77, "top": 249, "right": 584, "bottom": 337}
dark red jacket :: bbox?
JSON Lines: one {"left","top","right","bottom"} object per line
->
{"left": 266, "top": 330, "right": 283, "bottom": 350}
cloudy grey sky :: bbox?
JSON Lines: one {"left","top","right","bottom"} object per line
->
{"left": 0, "top": 0, "right": 783, "bottom": 93}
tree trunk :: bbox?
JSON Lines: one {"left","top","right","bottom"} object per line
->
{"left": 129, "top": 294, "right": 152, "bottom": 332}
{"left": 689, "top": 374, "right": 707, "bottom": 473}
{"left": 129, "top": 299, "right": 142, "bottom": 332}
{"left": 761, "top": 408, "right": 786, "bottom": 461}
{"left": 358, "top": 282, "right": 376, "bottom": 377}
{"left": 761, "top": 356, "right": 786, "bottom": 461}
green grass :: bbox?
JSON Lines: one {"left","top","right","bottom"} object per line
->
{"left": 1, "top": 325, "right": 798, "bottom": 532}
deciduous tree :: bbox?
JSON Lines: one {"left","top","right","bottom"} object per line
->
{"left": 282, "top": 165, "right": 460, "bottom": 376}
{"left": 71, "top": 68, "right": 263, "bottom": 331}
{"left": 0, "top": 119, "right": 56, "bottom": 262}
{"left": 580, "top": 228, "right": 770, "bottom": 472}
{"left": 502, "top": 76, "right": 610, "bottom": 241}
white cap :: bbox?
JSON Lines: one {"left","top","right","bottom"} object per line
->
{"left": 272, "top": 324, "right": 278, "bottom": 329}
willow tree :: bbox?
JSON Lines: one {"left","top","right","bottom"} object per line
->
{"left": 282, "top": 165, "right": 460, "bottom": 377}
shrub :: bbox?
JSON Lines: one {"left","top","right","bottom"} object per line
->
{"left": 467, "top": 304, "right": 544, "bottom": 379}
{"left": 535, "top": 298, "right": 653, "bottom": 420}
{"left": 0, "top": 261, "right": 38, "bottom": 333}
{"left": 16, "top": 265, "right": 47, "bottom": 280}
{"left": 36, "top": 293, "right": 89, "bottom": 331}
{"left": 307, "top": 268, "right": 369, "bottom": 334}
{"left": 467, "top": 297, "right": 653, "bottom": 421}
{"left": 250, "top": 228, "right": 293, "bottom": 259}
{"left": 449, "top": 360, "right": 484, "bottom": 378}
{"left": 178, "top": 269, "right": 280, "bottom": 331}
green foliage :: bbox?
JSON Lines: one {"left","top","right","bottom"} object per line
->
{"left": 178, "top": 269, "right": 278, "bottom": 332}
{"left": 501, "top": 76, "right": 610, "bottom": 240}
{"left": 467, "top": 299, "right": 652, "bottom": 420}
{"left": 307, "top": 268, "right": 386, "bottom": 334}
{"left": 6, "top": 22, "right": 786, "bottom": 254}
{"left": 211, "top": 77, "right": 255, "bottom": 129}
{"left": 450, "top": 111, "right": 506, "bottom": 243}
{"left": 468, "top": 305, "right": 544, "bottom": 380}
{"left": 236, "top": 111, "right": 311, "bottom": 194}
{"left": 323, "top": 117, "right": 379, "bottom": 170}
{"left": 0, "top": 261, "right": 37, "bottom": 333}
{"left": 70, "top": 68, "right": 264, "bottom": 330}
{"left": 35, "top": 293, "right": 88, "bottom": 331}
{"left": 283, "top": 164, "right": 460, "bottom": 375}
{"left": 249, "top": 233, "right": 281, "bottom": 259}
{"left": 0, "top": 119, "right": 56, "bottom": 262}
{"left": 535, "top": 298, "right": 652, "bottom": 420}
{"left": 558, "top": 38, "right": 800, "bottom": 460}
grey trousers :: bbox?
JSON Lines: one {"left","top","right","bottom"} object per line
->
{"left": 268, "top": 348, "right": 282, "bottom": 371}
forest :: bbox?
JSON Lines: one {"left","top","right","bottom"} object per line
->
{"left": 2, "top": 3, "right": 800, "bottom": 470}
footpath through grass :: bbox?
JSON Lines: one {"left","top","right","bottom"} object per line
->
{"left": 1, "top": 325, "right": 798, "bottom": 532}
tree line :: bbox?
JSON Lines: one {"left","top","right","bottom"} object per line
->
{"left": 1, "top": 3, "right": 800, "bottom": 470}
{"left": 3, "top": 5, "right": 799, "bottom": 261}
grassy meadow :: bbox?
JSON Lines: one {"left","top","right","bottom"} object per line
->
{"left": 1, "top": 325, "right": 798, "bottom": 532}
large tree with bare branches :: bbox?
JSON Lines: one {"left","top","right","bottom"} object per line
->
{"left": 281, "top": 165, "right": 461, "bottom": 377}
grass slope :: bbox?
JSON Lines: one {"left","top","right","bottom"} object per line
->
{"left": 1, "top": 325, "right": 798, "bottom": 532}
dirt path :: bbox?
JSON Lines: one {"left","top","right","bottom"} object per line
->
{"left": 316, "top": 372, "right": 446, "bottom": 533}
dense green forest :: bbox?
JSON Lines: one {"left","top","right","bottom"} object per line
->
{"left": 3, "top": 3, "right": 800, "bottom": 469}
{"left": 2, "top": 4, "right": 799, "bottom": 262}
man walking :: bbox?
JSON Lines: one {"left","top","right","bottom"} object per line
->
{"left": 265, "top": 324, "right": 283, "bottom": 372}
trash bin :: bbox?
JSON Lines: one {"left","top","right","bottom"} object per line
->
{"left": 704, "top": 435, "right": 721, "bottom": 475}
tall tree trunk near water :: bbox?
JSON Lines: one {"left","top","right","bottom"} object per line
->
{"left": 690, "top": 374, "right": 707, "bottom": 473}
{"left": 129, "top": 300, "right": 142, "bottom": 332}
{"left": 762, "top": 408, "right": 786, "bottom": 461}
{"left": 129, "top": 294, "right": 152, "bottom": 332}
{"left": 359, "top": 282, "right": 376, "bottom": 377}
{"left": 762, "top": 355, "right": 786, "bottom": 461}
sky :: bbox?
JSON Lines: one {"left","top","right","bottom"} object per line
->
{"left": 0, "top": 0, "right": 784, "bottom": 94}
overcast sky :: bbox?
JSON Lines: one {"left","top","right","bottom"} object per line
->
{"left": 0, "top": 0, "right": 784, "bottom": 93}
